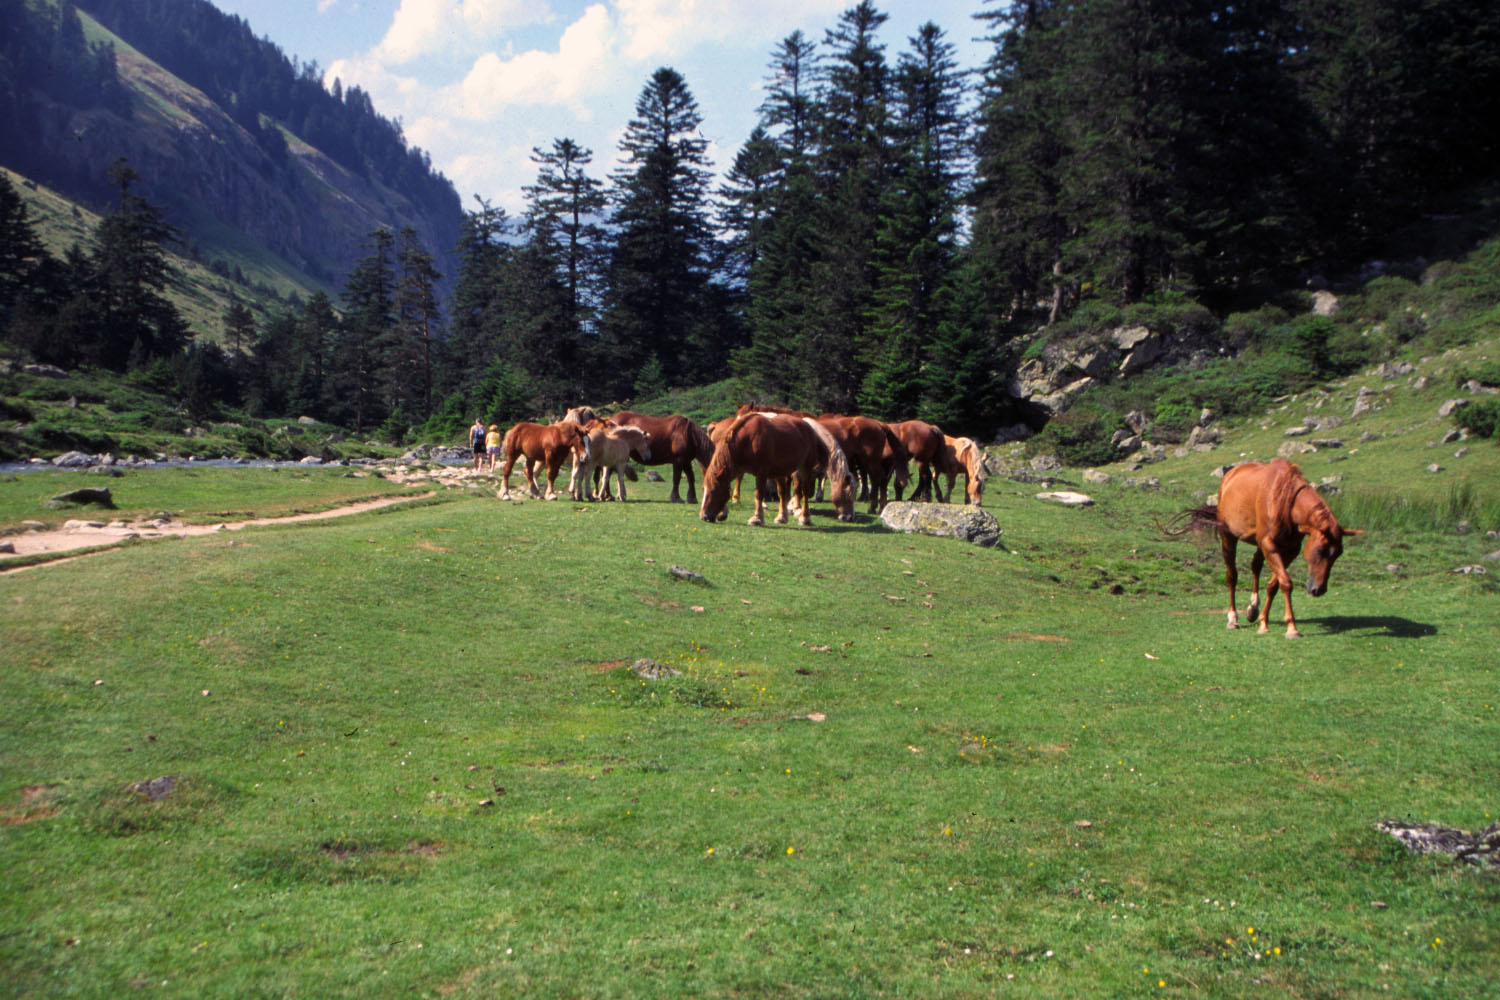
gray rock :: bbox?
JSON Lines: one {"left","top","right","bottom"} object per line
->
{"left": 0, "top": 540, "right": 14, "bottom": 554}
{"left": 1428, "top": 463, "right": 1444, "bottom": 473}
{"left": 1114, "top": 432, "right": 1142, "bottom": 452}
{"left": 1438, "top": 398, "right": 1469, "bottom": 417}
{"left": 668, "top": 565, "right": 707, "bottom": 584}
{"left": 130, "top": 776, "right": 177, "bottom": 801}
{"left": 1123, "top": 477, "right": 1160, "bottom": 489}
{"left": 1029, "top": 453, "right": 1062, "bottom": 472}
{"left": 1481, "top": 550, "right": 1500, "bottom": 562}
{"left": 50, "top": 487, "right": 114, "bottom": 508}
{"left": 1035, "top": 491, "right": 1095, "bottom": 507}
{"left": 631, "top": 658, "right": 681, "bottom": 679}
{"left": 880, "top": 501, "right": 1005, "bottom": 547}
{"left": 1278, "top": 441, "right": 1317, "bottom": 457}
{"left": 1311, "top": 290, "right": 1339, "bottom": 316}
{"left": 645, "top": 470, "right": 664, "bottom": 482}
{"left": 1455, "top": 447, "right": 1469, "bottom": 458}
{"left": 1211, "top": 464, "right": 1234, "bottom": 479}
{"left": 1441, "top": 428, "right": 1462, "bottom": 444}
{"left": 1379, "top": 360, "right": 1414, "bottom": 379}
{"left": 51, "top": 451, "right": 95, "bottom": 467}
{"left": 299, "top": 455, "right": 323, "bottom": 465}
{"left": 1284, "top": 425, "right": 1312, "bottom": 437}
{"left": 297, "top": 415, "right": 318, "bottom": 425}
{"left": 22, "top": 363, "right": 67, "bottom": 378}
{"left": 1083, "top": 469, "right": 1112, "bottom": 484}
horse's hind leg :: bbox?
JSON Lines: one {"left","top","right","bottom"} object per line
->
{"left": 749, "top": 479, "right": 766, "bottom": 526}
{"left": 1248, "top": 548, "right": 1266, "bottom": 630}
{"left": 1221, "top": 533, "right": 1241, "bottom": 629}
{"left": 683, "top": 462, "right": 698, "bottom": 504}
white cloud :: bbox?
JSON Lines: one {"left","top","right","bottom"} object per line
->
{"left": 451, "top": 3, "right": 616, "bottom": 114}
{"left": 377, "top": 0, "right": 555, "bottom": 63}
{"left": 615, "top": 0, "right": 845, "bottom": 62}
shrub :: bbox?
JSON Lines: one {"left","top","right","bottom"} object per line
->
{"left": 1454, "top": 361, "right": 1500, "bottom": 389}
{"left": 1029, "top": 404, "right": 1120, "bottom": 467}
{"left": 1458, "top": 398, "right": 1500, "bottom": 439}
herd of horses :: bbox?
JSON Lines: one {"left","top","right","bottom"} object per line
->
{"left": 492, "top": 407, "right": 1360, "bottom": 639}
{"left": 496, "top": 405, "right": 993, "bottom": 523}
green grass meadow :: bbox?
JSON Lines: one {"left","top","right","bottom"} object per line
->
{"left": 3, "top": 356, "right": 1499, "bottom": 997}
{"left": 1, "top": 481, "right": 1495, "bottom": 996}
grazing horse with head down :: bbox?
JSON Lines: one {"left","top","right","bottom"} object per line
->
{"left": 569, "top": 420, "right": 651, "bottom": 502}
{"left": 818, "top": 415, "right": 910, "bottom": 513}
{"left": 700, "top": 413, "right": 855, "bottom": 526}
{"left": 888, "top": 419, "right": 947, "bottom": 502}
{"left": 934, "top": 435, "right": 990, "bottom": 506}
{"left": 607, "top": 411, "right": 714, "bottom": 504}
{"left": 1186, "top": 458, "right": 1362, "bottom": 638}
{"left": 499, "top": 421, "right": 591, "bottom": 501}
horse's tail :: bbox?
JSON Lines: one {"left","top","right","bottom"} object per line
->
{"left": 501, "top": 423, "right": 521, "bottom": 460}
{"left": 802, "top": 417, "right": 853, "bottom": 501}
{"left": 1162, "top": 505, "right": 1222, "bottom": 539}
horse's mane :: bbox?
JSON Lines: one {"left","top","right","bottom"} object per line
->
{"left": 802, "top": 417, "right": 853, "bottom": 501}
{"left": 954, "top": 437, "right": 987, "bottom": 480}
{"left": 1269, "top": 459, "right": 1311, "bottom": 516}
{"left": 689, "top": 418, "right": 714, "bottom": 464}
{"left": 704, "top": 412, "right": 752, "bottom": 483}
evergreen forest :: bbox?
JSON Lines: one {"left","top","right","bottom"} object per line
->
{"left": 3, "top": 0, "right": 1499, "bottom": 445}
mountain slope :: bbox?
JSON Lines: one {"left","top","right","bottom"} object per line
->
{"left": 0, "top": 0, "right": 462, "bottom": 311}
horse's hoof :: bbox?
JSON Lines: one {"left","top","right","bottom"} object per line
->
{"left": 774, "top": 515, "right": 787, "bottom": 525}
{"left": 1257, "top": 624, "right": 1271, "bottom": 635}
{"left": 747, "top": 516, "right": 764, "bottom": 526}
{"left": 1285, "top": 629, "right": 1301, "bottom": 639}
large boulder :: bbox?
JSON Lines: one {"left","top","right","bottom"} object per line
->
{"left": 880, "top": 502, "right": 1003, "bottom": 548}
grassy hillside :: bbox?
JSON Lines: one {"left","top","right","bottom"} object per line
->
{"left": 2, "top": 165, "right": 323, "bottom": 343}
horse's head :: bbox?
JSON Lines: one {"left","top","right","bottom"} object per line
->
{"left": 699, "top": 466, "right": 732, "bottom": 523}
{"left": 958, "top": 438, "right": 988, "bottom": 505}
{"left": 1302, "top": 522, "right": 1363, "bottom": 596}
{"left": 567, "top": 423, "right": 592, "bottom": 460}
{"left": 612, "top": 426, "right": 652, "bottom": 463}
{"left": 830, "top": 470, "right": 856, "bottom": 522}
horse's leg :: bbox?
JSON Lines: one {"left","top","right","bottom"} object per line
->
{"left": 731, "top": 475, "right": 741, "bottom": 504}
{"left": 749, "top": 478, "right": 766, "bottom": 526}
{"left": 615, "top": 464, "right": 627, "bottom": 502}
{"left": 527, "top": 457, "right": 545, "bottom": 499}
{"left": 1264, "top": 547, "right": 1300, "bottom": 638}
{"left": 772, "top": 475, "right": 789, "bottom": 524}
{"left": 795, "top": 471, "right": 812, "bottom": 526}
{"left": 1247, "top": 548, "right": 1265, "bottom": 628}
{"left": 1221, "top": 532, "right": 1240, "bottom": 629}
{"left": 666, "top": 463, "right": 683, "bottom": 504}
{"left": 545, "top": 454, "right": 564, "bottom": 500}
{"left": 683, "top": 460, "right": 698, "bottom": 504}
{"left": 499, "top": 454, "right": 516, "bottom": 499}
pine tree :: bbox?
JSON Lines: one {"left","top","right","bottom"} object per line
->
{"left": 87, "top": 159, "right": 188, "bottom": 369}
{"left": 444, "top": 198, "right": 510, "bottom": 400}
{"left": 221, "top": 299, "right": 255, "bottom": 355}
{"left": 385, "top": 226, "right": 443, "bottom": 422}
{"left": 805, "top": 1, "right": 891, "bottom": 411}
{"left": 860, "top": 21, "right": 967, "bottom": 420}
{"left": 0, "top": 172, "right": 50, "bottom": 322}
{"left": 331, "top": 227, "right": 396, "bottom": 431}
{"left": 524, "top": 138, "right": 607, "bottom": 334}
{"left": 597, "top": 67, "right": 721, "bottom": 392}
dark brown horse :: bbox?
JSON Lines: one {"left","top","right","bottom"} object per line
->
{"left": 888, "top": 419, "right": 947, "bottom": 502}
{"left": 700, "top": 413, "right": 854, "bottom": 526}
{"left": 608, "top": 411, "right": 714, "bottom": 503}
{"left": 499, "top": 421, "right": 591, "bottom": 501}
{"left": 1187, "top": 458, "right": 1362, "bottom": 638}
{"left": 818, "top": 415, "right": 910, "bottom": 513}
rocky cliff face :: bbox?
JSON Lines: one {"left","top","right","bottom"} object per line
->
{"left": 17, "top": 32, "right": 459, "bottom": 295}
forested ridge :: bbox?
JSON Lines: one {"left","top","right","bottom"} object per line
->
{"left": 3, "top": 0, "right": 1499, "bottom": 449}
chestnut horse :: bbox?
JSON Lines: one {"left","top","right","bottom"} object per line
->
{"left": 569, "top": 420, "right": 651, "bottom": 502}
{"left": 818, "top": 415, "right": 910, "bottom": 513}
{"left": 934, "top": 435, "right": 990, "bottom": 506}
{"left": 499, "top": 421, "right": 592, "bottom": 500}
{"left": 700, "top": 413, "right": 854, "bottom": 526}
{"left": 608, "top": 411, "right": 714, "bottom": 504}
{"left": 1187, "top": 458, "right": 1362, "bottom": 638}
{"left": 888, "top": 419, "right": 947, "bottom": 502}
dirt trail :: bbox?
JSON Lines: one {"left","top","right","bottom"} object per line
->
{"left": 1, "top": 492, "right": 436, "bottom": 572}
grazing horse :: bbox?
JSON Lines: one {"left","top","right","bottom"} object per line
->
{"left": 499, "top": 421, "right": 592, "bottom": 501}
{"left": 1186, "top": 458, "right": 1362, "bottom": 638}
{"left": 569, "top": 420, "right": 651, "bottom": 502}
{"left": 700, "top": 413, "right": 855, "bottom": 526}
{"left": 818, "top": 415, "right": 910, "bottom": 513}
{"left": 934, "top": 435, "right": 990, "bottom": 506}
{"left": 608, "top": 411, "right": 714, "bottom": 504}
{"left": 888, "top": 419, "right": 947, "bottom": 502}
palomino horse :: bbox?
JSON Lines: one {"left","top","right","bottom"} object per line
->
{"left": 934, "top": 435, "right": 990, "bottom": 506}
{"left": 888, "top": 419, "right": 947, "bottom": 502}
{"left": 561, "top": 406, "right": 598, "bottom": 425}
{"left": 700, "top": 413, "right": 855, "bottom": 526}
{"left": 608, "top": 411, "right": 714, "bottom": 504}
{"left": 569, "top": 420, "right": 651, "bottom": 502}
{"left": 1187, "top": 458, "right": 1362, "bottom": 638}
{"left": 499, "top": 421, "right": 592, "bottom": 500}
{"left": 818, "top": 415, "right": 910, "bottom": 513}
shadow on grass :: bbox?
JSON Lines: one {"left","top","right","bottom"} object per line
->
{"left": 1305, "top": 615, "right": 1438, "bottom": 638}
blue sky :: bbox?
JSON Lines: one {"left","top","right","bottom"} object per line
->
{"left": 209, "top": 0, "right": 998, "bottom": 215}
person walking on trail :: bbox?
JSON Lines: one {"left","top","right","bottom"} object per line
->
{"left": 485, "top": 424, "right": 502, "bottom": 473}
{"left": 470, "top": 417, "right": 487, "bottom": 470}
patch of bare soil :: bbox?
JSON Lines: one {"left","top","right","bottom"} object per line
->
{"left": 1, "top": 492, "right": 435, "bottom": 572}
